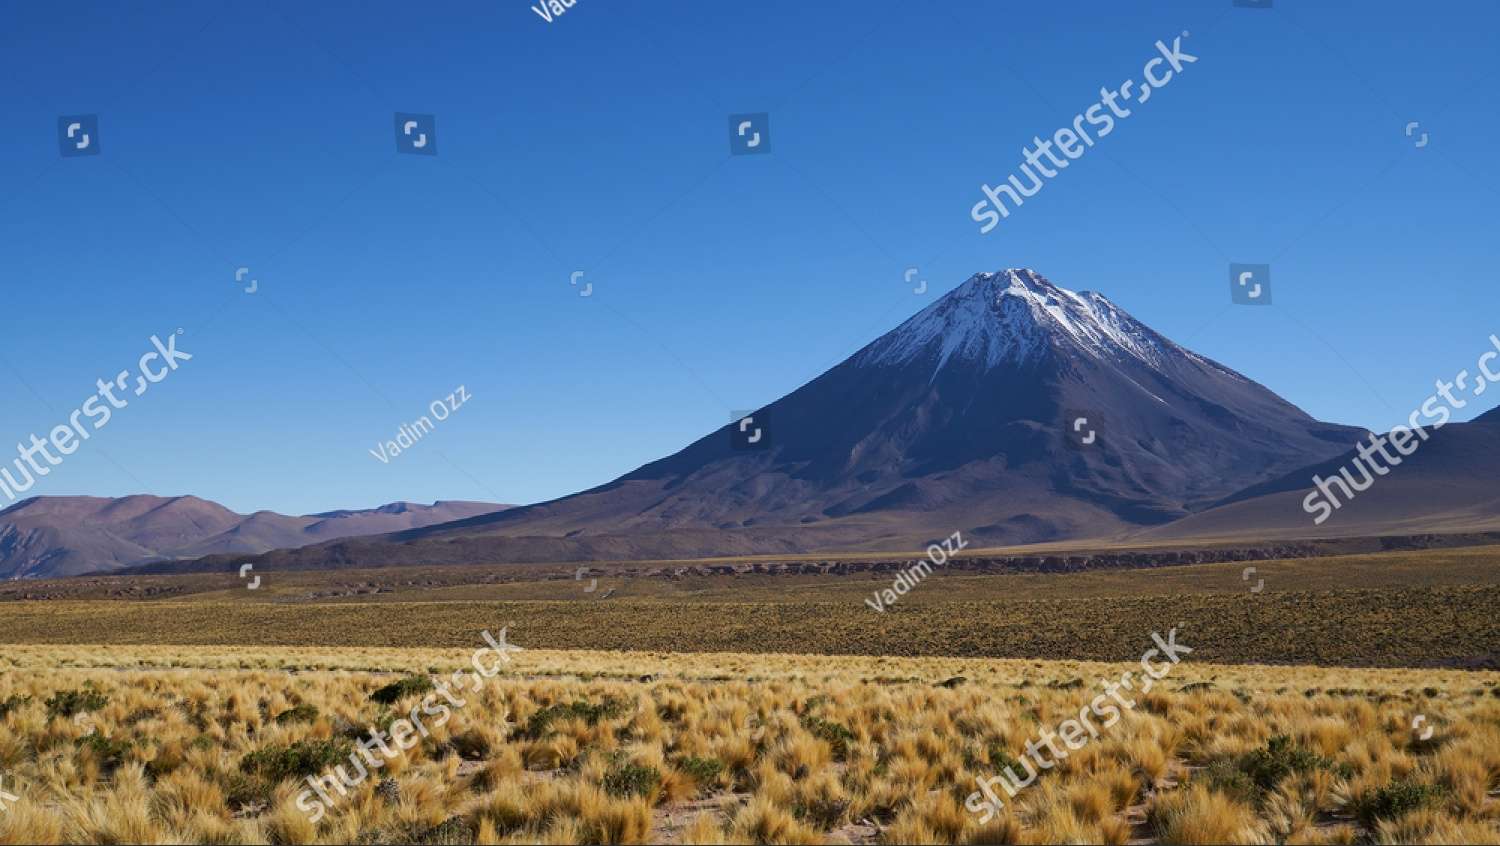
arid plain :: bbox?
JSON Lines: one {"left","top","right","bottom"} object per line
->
{"left": 2, "top": 543, "right": 1498, "bottom": 844}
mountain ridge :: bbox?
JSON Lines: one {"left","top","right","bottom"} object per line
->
{"left": 0, "top": 497, "right": 510, "bottom": 579}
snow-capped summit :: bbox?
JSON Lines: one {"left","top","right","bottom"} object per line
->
{"left": 494, "top": 266, "right": 1363, "bottom": 546}
{"left": 858, "top": 268, "right": 1176, "bottom": 374}
{"left": 242, "top": 267, "right": 1368, "bottom": 569}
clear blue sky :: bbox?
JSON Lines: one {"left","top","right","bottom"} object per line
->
{"left": 2, "top": 0, "right": 1497, "bottom": 515}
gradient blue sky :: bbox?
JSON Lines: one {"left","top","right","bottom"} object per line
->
{"left": 2, "top": 0, "right": 1497, "bottom": 515}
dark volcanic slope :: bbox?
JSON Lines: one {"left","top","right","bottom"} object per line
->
{"left": 1145, "top": 405, "right": 1500, "bottom": 540}
{"left": 241, "top": 268, "right": 1365, "bottom": 569}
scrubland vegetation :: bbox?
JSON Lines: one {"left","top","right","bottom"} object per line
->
{"left": 0, "top": 584, "right": 1496, "bottom": 667}
{"left": 3, "top": 548, "right": 1496, "bottom": 842}
{"left": 1, "top": 645, "right": 1497, "bottom": 844}
{"left": 3, "top": 546, "right": 1497, "bottom": 669}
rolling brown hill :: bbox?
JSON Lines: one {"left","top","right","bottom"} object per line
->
{"left": 0, "top": 497, "right": 509, "bottom": 579}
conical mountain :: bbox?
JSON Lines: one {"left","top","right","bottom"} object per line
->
{"left": 246, "top": 268, "right": 1365, "bottom": 568}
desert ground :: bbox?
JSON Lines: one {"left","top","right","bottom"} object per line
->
{"left": 2, "top": 544, "right": 1498, "bottom": 843}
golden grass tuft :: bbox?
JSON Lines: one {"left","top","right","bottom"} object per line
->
{"left": 1148, "top": 783, "right": 1268, "bottom": 845}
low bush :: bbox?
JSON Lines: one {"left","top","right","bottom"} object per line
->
{"left": 1349, "top": 779, "right": 1446, "bottom": 826}
{"left": 799, "top": 713, "right": 856, "bottom": 759}
{"left": 524, "top": 697, "right": 629, "bottom": 738}
{"left": 45, "top": 688, "right": 109, "bottom": 718}
{"left": 0, "top": 694, "right": 31, "bottom": 719}
{"left": 272, "top": 703, "right": 319, "bottom": 725}
{"left": 240, "top": 738, "right": 353, "bottom": 782}
{"left": 370, "top": 675, "right": 434, "bottom": 705}
{"left": 74, "top": 730, "right": 132, "bottom": 771}
{"left": 603, "top": 761, "right": 660, "bottom": 799}
{"left": 1240, "top": 735, "right": 1347, "bottom": 791}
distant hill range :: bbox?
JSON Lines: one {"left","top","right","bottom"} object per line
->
{"left": 12, "top": 268, "right": 1498, "bottom": 579}
{"left": 0, "top": 497, "right": 508, "bottom": 579}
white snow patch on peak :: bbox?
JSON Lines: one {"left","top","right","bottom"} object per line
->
{"left": 856, "top": 268, "right": 1179, "bottom": 375}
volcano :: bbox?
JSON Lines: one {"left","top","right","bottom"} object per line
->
{"left": 231, "top": 268, "right": 1368, "bottom": 569}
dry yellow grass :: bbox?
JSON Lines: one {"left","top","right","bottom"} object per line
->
{"left": 1, "top": 643, "right": 1497, "bottom": 844}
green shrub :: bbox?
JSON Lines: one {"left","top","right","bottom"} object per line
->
{"left": 124, "top": 707, "right": 161, "bottom": 726}
{"left": 1241, "top": 735, "right": 1345, "bottom": 791}
{"left": 272, "top": 703, "right": 319, "bottom": 725}
{"left": 524, "top": 698, "right": 628, "bottom": 738}
{"left": 144, "top": 753, "right": 180, "bottom": 780}
{"left": 602, "top": 762, "right": 660, "bottom": 798}
{"left": 799, "top": 714, "right": 856, "bottom": 759}
{"left": 45, "top": 688, "right": 109, "bottom": 718}
{"left": 240, "top": 738, "right": 353, "bottom": 782}
{"left": 370, "top": 675, "right": 434, "bottom": 705}
{"left": 793, "top": 796, "right": 852, "bottom": 827}
{"left": 450, "top": 729, "right": 491, "bottom": 759}
{"left": 219, "top": 770, "right": 272, "bottom": 809}
{"left": 677, "top": 756, "right": 723, "bottom": 786}
{"left": 987, "top": 742, "right": 1022, "bottom": 773}
{"left": 1349, "top": 779, "right": 1446, "bottom": 826}
{"left": 1199, "top": 757, "right": 1258, "bottom": 805}
{"left": 0, "top": 694, "right": 31, "bottom": 719}
{"left": 412, "top": 816, "right": 473, "bottom": 845}
{"left": 74, "top": 730, "right": 132, "bottom": 770}
{"left": 338, "top": 709, "right": 399, "bottom": 741}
